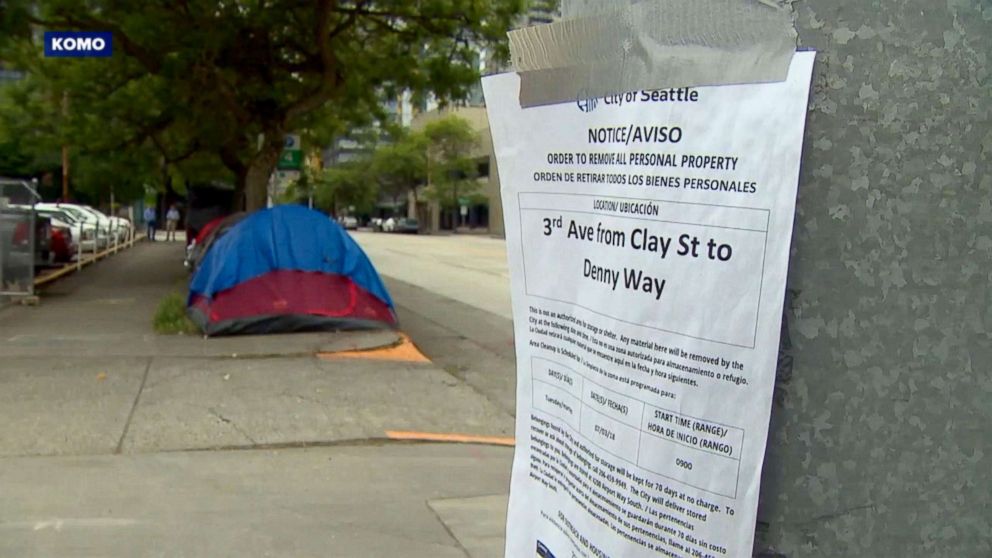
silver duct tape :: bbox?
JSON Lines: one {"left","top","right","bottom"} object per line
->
{"left": 510, "top": 0, "right": 797, "bottom": 107}
{"left": 561, "top": 0, "right": 648, "bottom": 20}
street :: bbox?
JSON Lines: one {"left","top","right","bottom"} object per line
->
{"left": 351, "top": 231, "right": 511, "bottom": 320}
{"left": 0, "top": 235, "right": 517, "bottom": 557}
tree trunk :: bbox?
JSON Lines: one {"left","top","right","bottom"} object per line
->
{"left": 164, "top": 171, "right": 180, "bottom": 205}
{"left": 232, "top": 169, "right": 247, "bottom": 211}
{"left": 243, "top": 146, "right": 282, "bottom": 211}
{"left": 408, "top": 186, "right": 418, "bottom": 219}
{"left": 451, "top": 183, "right": 459, "bottom": 234}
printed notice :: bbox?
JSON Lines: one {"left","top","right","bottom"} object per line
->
{"left": 484, "top": 51, "right": 815, "bottom": 558}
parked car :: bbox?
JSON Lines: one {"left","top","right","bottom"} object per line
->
{"left": 35, "top": 203, "right": 104, "bottom": 250}
{"left": 74, "top": 205, "right": 126, "bottom": 242}
{"left": 338, "top": 215, "right": 358, "bottom": 230}
{"left": 49, "top": 226, "right": 75, "bottom": 263}
{"left": 383, "top": 217, "right": 419, "bottom": 234}
{"left": 36, "top": 203, "right": 110, "bottom": 249}
{"left": 33, "top": 208, "right": 97, "bottom": 254}
{"left": 102, "top": 213, "right": 132, "bottom": 241}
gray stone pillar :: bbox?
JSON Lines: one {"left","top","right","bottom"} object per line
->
{"left": 755, "top": 2, "right": 990, "bottom": 556}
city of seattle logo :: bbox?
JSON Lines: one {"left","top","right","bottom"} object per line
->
{"left": 576, "top": 88, "right": 598, "bottom": 113}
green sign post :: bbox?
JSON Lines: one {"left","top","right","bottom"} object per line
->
{"left": 277, "top": 134, "right": 302, "bottom": 170}
{"left": 277, "top": 149, "right": 302, "bottom": 170}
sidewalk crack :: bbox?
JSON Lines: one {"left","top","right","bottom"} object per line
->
{"left": 427, "top": 500, "right": 472, "bottom": 558}
{"left": 208, "top": 408, "right": 258, "bottom": 445}
{"left": 115, "top": 357, "right": 153, "bottom": 454}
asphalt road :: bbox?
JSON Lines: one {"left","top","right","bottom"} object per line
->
{"left": 351, "top": 231, "right": 512, "bottom": 320}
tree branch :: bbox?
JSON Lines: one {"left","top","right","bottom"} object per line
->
{"left": 94, "top": 71, "right": 148, "bottom": 98}
{"left": 219, "top": 143, "right": 248, "bottom": 177}
{"left": 84, "top": 113, "right": 175, "bottom": 155}
{"left": 285, "top": 0, "right": 341, "bottom": 122}
{"left": 328, "top": 0, "right": 367, "bottom": 39}
{"left": 148, "top": 133, "right": 201, "bottom": 165}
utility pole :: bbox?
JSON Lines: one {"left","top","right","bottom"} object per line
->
{"left": 309, "top": 147, "right": 320, "bottom": 210}
{"left": 426, "top": 146, "right": 440, "bottom": 232}
{"left": 61, "top": 92, "right": 69, "bottom": 201}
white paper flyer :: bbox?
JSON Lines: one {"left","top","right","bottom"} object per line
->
{"left": 483, "top": 51, "right": 815, "bottom": 558}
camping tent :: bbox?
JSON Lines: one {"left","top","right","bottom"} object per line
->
{"left": 188, "top": 205, "right": 396, "bottom": 336}
{"left": 184, "top": 212, "right": 245, "bottom": 273}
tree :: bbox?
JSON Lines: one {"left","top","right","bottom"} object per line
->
{"left": 1, "top": 0, "right": 525, "bottom": 210}
{"left": 421, "top": 115, "right": 481, "bottom": 227}
{"left": 368, "top": 129, "right": 428, "bottom": 211}
{"left": 0, "top": 84, "right": 53, "bottom": 181}
{"left": 0, "top": 40, "right": 204, "bottom": 203}
{"left": 314, "top": 161, "right": 378, "bottom": 216}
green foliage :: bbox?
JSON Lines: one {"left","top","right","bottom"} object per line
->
{"left": 72, "top": 143, "right": 159, "bottom": 203}
{"left": 279, "top": 165, "right": 322, "bottom": 206}
{"left": 0, "top": 61, "right": 170, "bottom": 202}
{"left": 421, "top": 115, "right": 482, "bottom": 209}
{"left": 171, "top": 154, "right": 235, "bottom": 192}
{"left": 152, "top": 292, "right": 199, "bottom": 335}
{"left": 298, "top": 113, "right": 485, "bottom": 219}
{"left": 314, "top": 162, "right": 378, "bottom": 216}
{"left": 368, "top": 129, "right": 428, "bottom": 204}
{"left": 0, "top": 0, "right": 526, "bottom": 209}
{"left": 0, "top": 76, "right": 61, "bottom": 178}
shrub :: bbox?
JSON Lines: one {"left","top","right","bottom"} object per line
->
{"left": 153, "top": 292, "right": 200, "bottom": 335}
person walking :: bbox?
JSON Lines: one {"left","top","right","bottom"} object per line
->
{"left": 143, "top": 206, "right": 157, "bottom": 241}
{"left": 165, "top": 204, "right": 180, "bottom": 242}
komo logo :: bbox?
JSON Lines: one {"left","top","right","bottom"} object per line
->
{"left": 44, "top": 31, "right": 113, "bottom": 58}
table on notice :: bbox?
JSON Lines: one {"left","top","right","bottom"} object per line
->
{"left": 530, "top": 356, "right": 746, "bottom": 498}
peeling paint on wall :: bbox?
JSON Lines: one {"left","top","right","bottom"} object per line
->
{"left": 756, "top": 0, "right": 991, "bottom": 556}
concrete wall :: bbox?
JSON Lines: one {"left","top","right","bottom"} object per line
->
{"left": 755, "top": 1, "right": 991, "bottom": 556}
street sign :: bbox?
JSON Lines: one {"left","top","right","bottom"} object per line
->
{"left": 277, "top": 149, "right": 303, "bottom": 170}
{"left": 277, "top": 133, "right": 303, "bottom": 170}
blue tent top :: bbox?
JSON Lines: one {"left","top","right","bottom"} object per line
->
{"left": 189, "top": 205, "right": 394, "bottom": 308}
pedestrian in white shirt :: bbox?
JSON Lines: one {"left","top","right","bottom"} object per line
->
{"left": 165, "top": 205, "right": 181, "bottom": 242}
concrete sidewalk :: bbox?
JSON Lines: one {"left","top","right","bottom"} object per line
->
{"left": 0, "top": 444, "right": 512, "bottom": 558}
{"left": 1, "top": 241, "right": 400, "bottom": 358}
{"left": 0, "top": 241, "right": 515, "bottom": 557}
{"left": 384, "top": 276, "right": 517, "bottom": 417}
